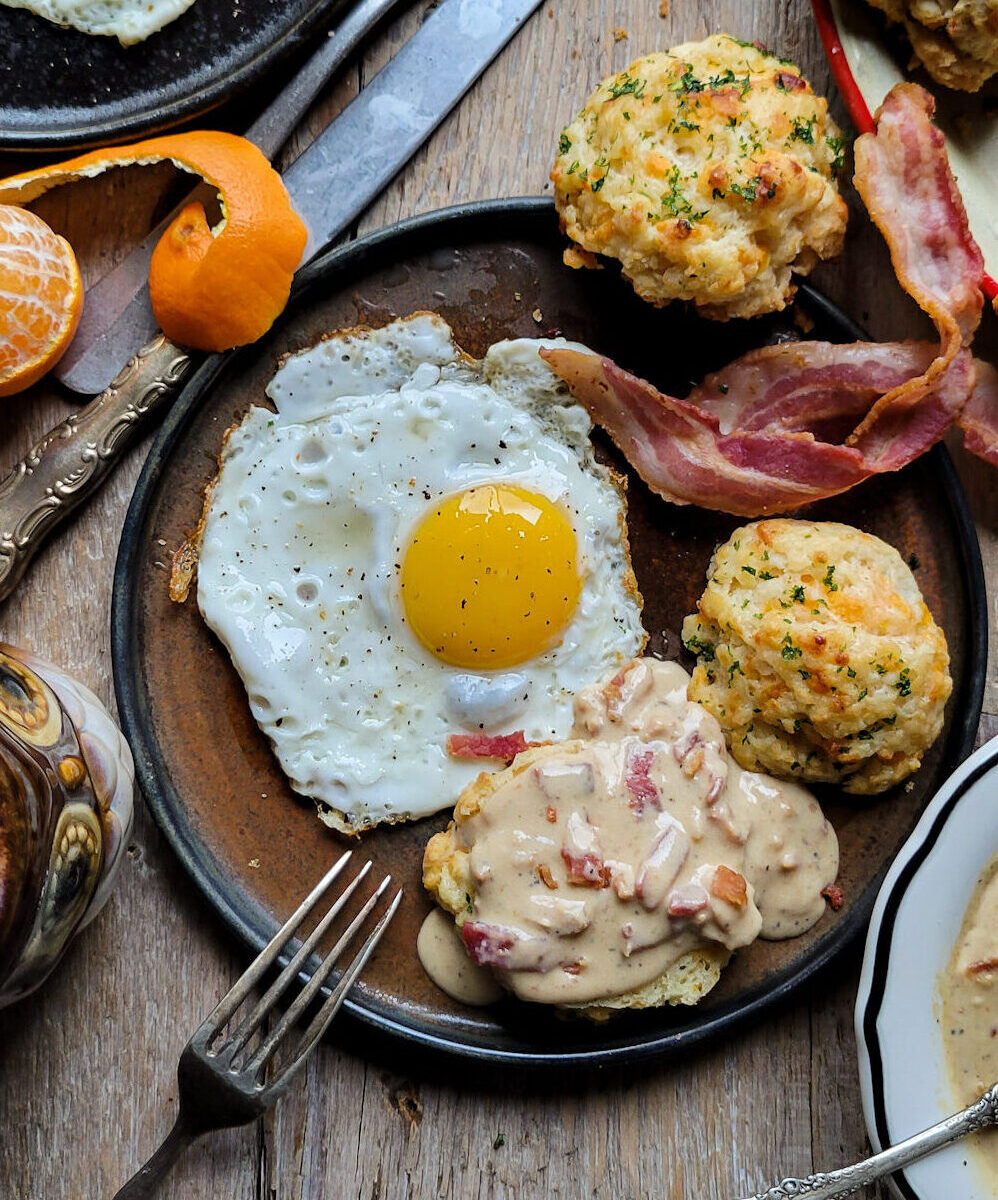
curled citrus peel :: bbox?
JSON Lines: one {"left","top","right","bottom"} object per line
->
{"left": 0, "top": 131, "right": 307, "bottom": 353}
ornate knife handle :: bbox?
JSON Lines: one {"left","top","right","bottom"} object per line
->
{"left": 738, "top": 1083, "right": 998, "bottom": 1199}
{"left": 0, "top": 335, "right": 194, "bottom": 603}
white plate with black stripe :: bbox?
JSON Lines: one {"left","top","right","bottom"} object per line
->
{"left": 856, "top": 734, "right": 998, "bottom": 1200}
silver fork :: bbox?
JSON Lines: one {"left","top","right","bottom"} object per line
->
{"left": 113, "top": 853, "right": 402, "bottom": 1199}
{"left": 735, "top": 1081, "right": 998, "bottom": 1198}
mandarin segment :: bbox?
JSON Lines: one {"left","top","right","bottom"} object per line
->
{"left": 0, "top": 205, "right": 83, "bottom": 397}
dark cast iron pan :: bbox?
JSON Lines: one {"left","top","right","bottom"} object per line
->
{"left": 0, "top": 0, "right": 349, "bottom": 151}
{"left": 112, "top": 197, "right": 987, "bottom": 1071}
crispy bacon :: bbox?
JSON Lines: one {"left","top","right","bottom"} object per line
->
{"left": 539, "top": 84, "right": 993, "bottom": 516}
{"left": 821, "top": 883, "right": 844, "bottom": 911}
{"left": 965, "top": 958, "right": 998, "bottom": 977}
{"left": 957, "top": 361, "right": 998, "bottom": 466}
{"left": 461, "top": 921, "right": 517, "bottom": 966}
{"left": 855, "top": 85, "right": 983, "bottom": 349}
{"left": 445, "top": 731, "right": 543, "bottom": 762}
{"left": 850, "top": 84, "right": 983, "bottom": 444}
{"left": 775, "top": 70, "right": 806, "bottom": 92}
{"left": 667, "top": 883, "right": 710, "bottom": 918}
{"left": 539, "top": 348, "right": 872, "bottom": 516}
{"left": 625, "top": 749, "right": 659, "bottom": 814}
{"left": 561, "top": 812, "right": 611, "bottom": 887}
{"left": 691, "top": 342, "right": 940, "bottom": 438}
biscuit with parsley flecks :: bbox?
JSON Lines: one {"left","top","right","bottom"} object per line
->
{"left": 551, "top": 34, "right": 847, "bottom": 320}
{"left": 682, "top": 520, "right": 951, "bottom": 794}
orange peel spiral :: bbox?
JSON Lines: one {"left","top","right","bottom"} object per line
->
{"left": 0, "top": 132, "right": 307, "bottom": 353}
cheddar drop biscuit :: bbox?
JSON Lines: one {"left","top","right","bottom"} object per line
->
{"left": 682, "top": 520, "right": 951, "bottom": 793}
{"left": 552, "top": 34, "right": 848, "bottom": 319}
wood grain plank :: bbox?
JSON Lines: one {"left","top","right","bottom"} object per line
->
{"left": 0, "top": 0, "right": 993, "bottom": 1196}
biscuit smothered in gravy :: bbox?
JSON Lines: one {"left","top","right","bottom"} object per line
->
{"left": 422, "top": 658, "right": 839, "bottom": 1014}
{"left": 551, "top": 34, "right": 847, "bottom": 320}
{"left": 683, "top": 520, "right": 952, "bottom": 794}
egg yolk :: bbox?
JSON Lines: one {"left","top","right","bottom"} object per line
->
{"left": 400, "top": 485, "right": 582, "bottom": 669}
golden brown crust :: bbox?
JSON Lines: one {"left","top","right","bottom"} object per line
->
{"left": 551, "top": 34, "right": 847, "bottom": 320}
{"left": 682, "top": 519, "right": 952, "bottom": 794}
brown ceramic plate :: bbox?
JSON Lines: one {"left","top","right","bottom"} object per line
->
{"left": 112, "top": 198, "right": 986, "bottom": 1069}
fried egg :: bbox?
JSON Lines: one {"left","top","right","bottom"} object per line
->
{"left": 196, "top": 314, "right": 645, "bottom": 832}
{"left": 1, "top": 0, "right": 197, "bottom": 44}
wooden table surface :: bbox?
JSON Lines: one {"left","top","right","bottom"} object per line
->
{"left": 2, "top": 1, "right": 996, "bottom": 1196}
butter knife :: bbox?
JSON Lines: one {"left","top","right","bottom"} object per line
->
{"left": 0, "top": 0, "right": 543, "bottom": 603}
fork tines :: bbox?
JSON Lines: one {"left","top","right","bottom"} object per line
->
{"left": 192, "top": 852, "right": 401, "bottom": 1095}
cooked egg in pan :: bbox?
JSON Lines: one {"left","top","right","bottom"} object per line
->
{"left": 196, "top": 314, "right": 645, "bottom": 832}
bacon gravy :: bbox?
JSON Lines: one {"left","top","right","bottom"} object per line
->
{"left": 941, "top": 853, "right": 998, "bottom": 1183}
{"left": 420, "top": 658, "right": 839, "bottom": 1008}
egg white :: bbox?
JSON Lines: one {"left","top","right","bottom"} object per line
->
{"left": 1, "top": 0, "right": 197, "bottom": 44}
{"left": 196, "top": 314, "right": 645, "bottom": 831}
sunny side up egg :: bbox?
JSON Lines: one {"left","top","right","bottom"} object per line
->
{"left": 1, "top": 0, "right": 197, "bottom": 43}
{"left": 196, "top": 314, "right": 646, "bottom": 832}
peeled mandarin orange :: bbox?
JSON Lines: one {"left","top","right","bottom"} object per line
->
{"left": 0, "top": 204, "right": 84, "bottom": 397}
{"left": 0, "top": 132, "right": 307, "bottom": 353}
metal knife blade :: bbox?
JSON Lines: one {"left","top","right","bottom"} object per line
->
{"left": 56, "top": 0, "right": 404, "bottom": 396}
{"left": 56, "top": 0, "right": 543, "bottom": 394}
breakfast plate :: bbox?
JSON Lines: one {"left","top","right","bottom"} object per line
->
{"left": 856, "top": 733, "right": 998, "bottom": 1199}
{"left": 112, "top": 196, "right": 986, "bottom": 1068}
{"left": 0, "top": 0, "right": 348, "bottom": 151}
{"left": 812, "top": 0, "right": 998, "bottom": 301}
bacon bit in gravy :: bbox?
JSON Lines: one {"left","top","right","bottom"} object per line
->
{"left": 562, "top": 960, "right": 584, "bottom": 975}
{"left": 537, "top": 864, "right": 558, "bottom": 890}
{"left": 461, "top": 921, "right": 516, "bottom": 966}
{"left": 446, "top": 731, "right": 545, "bottom": 762}
{"left": 562, "top": 812, "right": 612, "bottom": 888}
{"left": 712, "top": 865, "right": 748, "bottom": 908}
{"left": 668, "top": 883, "right": 710, "bottom": 917}
{"left": 625, "top": 749, "right": 659, "bottom": 814}
{"left": 965, "top": 958, "right": 998, "bottom": 977}
{"left": 545, "top": 805, "right": 558, "bottom": 824}
{"left": 821, "top": 883, "right": 844, "bottom": 911}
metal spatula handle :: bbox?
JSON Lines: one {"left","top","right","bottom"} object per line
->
{"left": 0, "top": 337, "right": 192, "bottom": 600}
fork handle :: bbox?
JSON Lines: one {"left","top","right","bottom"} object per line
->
{"left": 111, "top": 1111, "right": 197, "bottom": 1200}
{"left": 737, "top": 1082, "right": 998, "bottom": 1199}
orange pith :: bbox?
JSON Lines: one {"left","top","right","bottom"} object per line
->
{"left": 0, "top": 205, "right": 83, "bottom": 398}
{"left": 0, "top": 132, "right": 307, "bottom": 353}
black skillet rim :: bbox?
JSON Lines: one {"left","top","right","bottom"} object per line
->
{"left": 112, "top": 196, "right": 988, "bottom": 1070}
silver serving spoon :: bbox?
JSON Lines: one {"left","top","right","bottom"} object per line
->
{"left": 737, "top": 1082, "right": 998, "bottom": 1199}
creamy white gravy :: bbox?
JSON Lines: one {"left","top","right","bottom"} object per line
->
{"left": 416, "top": 907, "right": 503, "bottom": 1005}
{"left": 941, "top": 855, "right": 998, "bottom": 1183}
{"left": 419, "top": 658, "right": 839, "bottom": 1006}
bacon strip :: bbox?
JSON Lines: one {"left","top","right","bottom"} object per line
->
{"left": 540, "top": 347, "right": 872, "bottom": 516}
{"left": 690, "top": 342, "right": 939, "bottom": 438}
{"left": 625, "top": 748, "right": 659, "bottom": 814}
{"left": 849, "top": 84, "right": 983, "bottom": 442}
{"left": 538, "top": 83, "right": 991, "bottom": 517}
{"left": 561, "top": 812, "right": 611, "bottom": 887}
{"left": 445, "top": 731, "right": 544, "bottom": 762}
{"left": 957, "top": 361, "right": 998, "bottom": 467}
